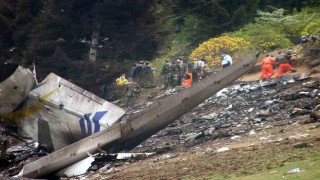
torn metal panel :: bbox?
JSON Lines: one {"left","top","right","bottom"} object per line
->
{"left": 115, "top": 152, "right": 155, "bottom": 160}
{"left": 0, "top": 66, "right": 35, "bottom": 115}
{"left": 55, "top": 155, "right": 95, "bottom": 177}
{"left": 38, "top": 119, "right": 54, "bottom": 152}
{"left": 55, "top": 152, "right": 155, "bottom": 177}
{"left": 20, "top": 54, "right": 257, "bottom": 178}
{"left": 4, "top": 73, "right": 126, "bottom": 150}
{"left": 19, "top": 123, "right": 122, "bottom": 178}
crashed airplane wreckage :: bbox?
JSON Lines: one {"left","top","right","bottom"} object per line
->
{"left": 0, "top": 62, "right": 126, "bottom": 152}
{"left": 8, "top": 54, "right": 256, "bottom": 178}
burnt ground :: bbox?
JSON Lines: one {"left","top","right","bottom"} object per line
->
{"left": 1, "top": 53, "right": 320, "bottom": 179}
{"left": 78, "top": 65, "right": 320, "bottom": 179}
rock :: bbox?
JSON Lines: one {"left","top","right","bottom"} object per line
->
{"left": 310, "top": 111, "right": 320, "bottom": 121}
{"left": 293, "top": 142, "right": 308, "bottom": 148}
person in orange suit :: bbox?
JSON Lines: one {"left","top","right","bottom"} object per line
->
{"left": 182, "top": 72, "right": 192, "bottom": 87}
{"left": 259, "top": 54, "right": 275, "bottom": 80}
{"left": 274, "top": 51, "right": 296, "bottom": 78}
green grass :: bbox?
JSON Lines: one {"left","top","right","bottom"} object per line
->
{"left": 206, "top": 147, "right": 320, "bottom": 180}
{"left": 234, "top": 158, "right": 320, "bottom": 180}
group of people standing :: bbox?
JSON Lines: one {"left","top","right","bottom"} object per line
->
{"left": 130, "top": 61, "right": 155, "bottom": 88}
{"left": 301, "top": 31, "right": 320, "bottom": 45}
{"left": 114, "top": 60, "right": 157, "bottom": 108}
{"left": 114, "top": 51, "right": 234, "bottom": 107}
{"left": 259, "top": 50, "right": 295, "bottom": 80}
{"left": 160, "top": 58, "right": 189, "bottom": 90}
{"left": 161, "top": 52, "right": 233, "bottom": 90}
{"left": 115, "top": 74, "right": 141, "bottom": 108}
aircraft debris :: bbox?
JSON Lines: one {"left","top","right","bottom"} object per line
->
{"left": 0, "top": 65, "right": 35, "bottom": 115}
{"left": 17, "top": 54, "right": 257, "bottom": 178}
{"left": 56, "top": 152, "right": 155, "bottom": 177}
{"left": 216, "top": 147, "right": 229, "bottom": 153}
{"left": 1, "top": 72, "right": 126, "bottom": 151}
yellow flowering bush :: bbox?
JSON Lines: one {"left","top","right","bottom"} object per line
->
{"left": 189, "top": 35, "right": 250, "bottom": 68}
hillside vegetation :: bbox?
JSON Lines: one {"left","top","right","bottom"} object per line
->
{"left": 0, "top": 1, "right": 319, "bottom": 99}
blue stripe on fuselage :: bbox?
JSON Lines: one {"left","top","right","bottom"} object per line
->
{"left": 92, "top": 111, "right": 107, "bottom": 133}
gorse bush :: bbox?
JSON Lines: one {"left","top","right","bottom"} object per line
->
{"left": 189, "top": 35, "right": 250, "bottom": 68}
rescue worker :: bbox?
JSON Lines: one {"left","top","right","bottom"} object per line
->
{"left": 259, "top": 54, "right": 275, "bottom": 80}
{"left": 175, "top": 58, "right": 188, "bottom": 86}
{"left": 192, "top": 58, "right": 205, "bottom": 84}
{"left": 115, "top": 74, "right": 128, "bottom": 100}
{"left": 132, "top": 61, "right": 144, "bottom": 85}
{"left": 115, "top": 74, "right": 128, "bottom": 86}
{"left": 221, "top": 52, "right": 233, "bottom": 68}
{"left": 274, "top": 51, "right": 296, "bottom": 78}
{"left": 203, "top": 65, "right": 213, "bottom": 78}
{"left": 125, "top": 78, "right": 141, "bottom": 108}
{"left": 141, "top": 61, "right": 154, "bottom": 88}
{"left": 161, "top": 60, "right": 179, "bottom": 90}
{"left": 181, "top": 72, "right": 192, "bottom": 88}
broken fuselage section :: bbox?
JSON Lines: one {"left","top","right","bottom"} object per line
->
{"left": 1, "top": 65, "right": 125, "bottom": 151}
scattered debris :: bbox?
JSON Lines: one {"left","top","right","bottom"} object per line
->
{"left": 216, "top": 147, "right": 229, "bottom": 153}
{"left": 56, "top": 152, "right": 155, "bottom": 177}
{"left": 285, "top": 168, "right": 304, "bottom": 174}
{"left": 289, "top": 134, "right": 309, "bottom": 139}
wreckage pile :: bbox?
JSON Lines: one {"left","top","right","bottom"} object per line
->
{"left": 132, "top": 73, "right": 320, "bottom": 153}
{"left": 0, "top": 129, "right": 49, "bottom": 177}
{"left": 0, "top": 72, "right": 319, "bottom": 178}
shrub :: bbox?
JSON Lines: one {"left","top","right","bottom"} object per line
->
{"left": 189, "top": 35, "right": 250, "bottom": 68}
{"left": 232, "top": 23, "right": 292, "bottom": 52}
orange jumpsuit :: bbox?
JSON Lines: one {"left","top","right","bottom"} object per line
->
{"left": 182, "top": 73, "right": 192, "bottom": 87}
{"left": 259, "top": 57, "right": 275, "bottom": 80}
{"left": 274, "top": 54, "right": 295, "bottom": 78}
{"left": 274, "top": 64, "right": 294, "bottom": 78}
